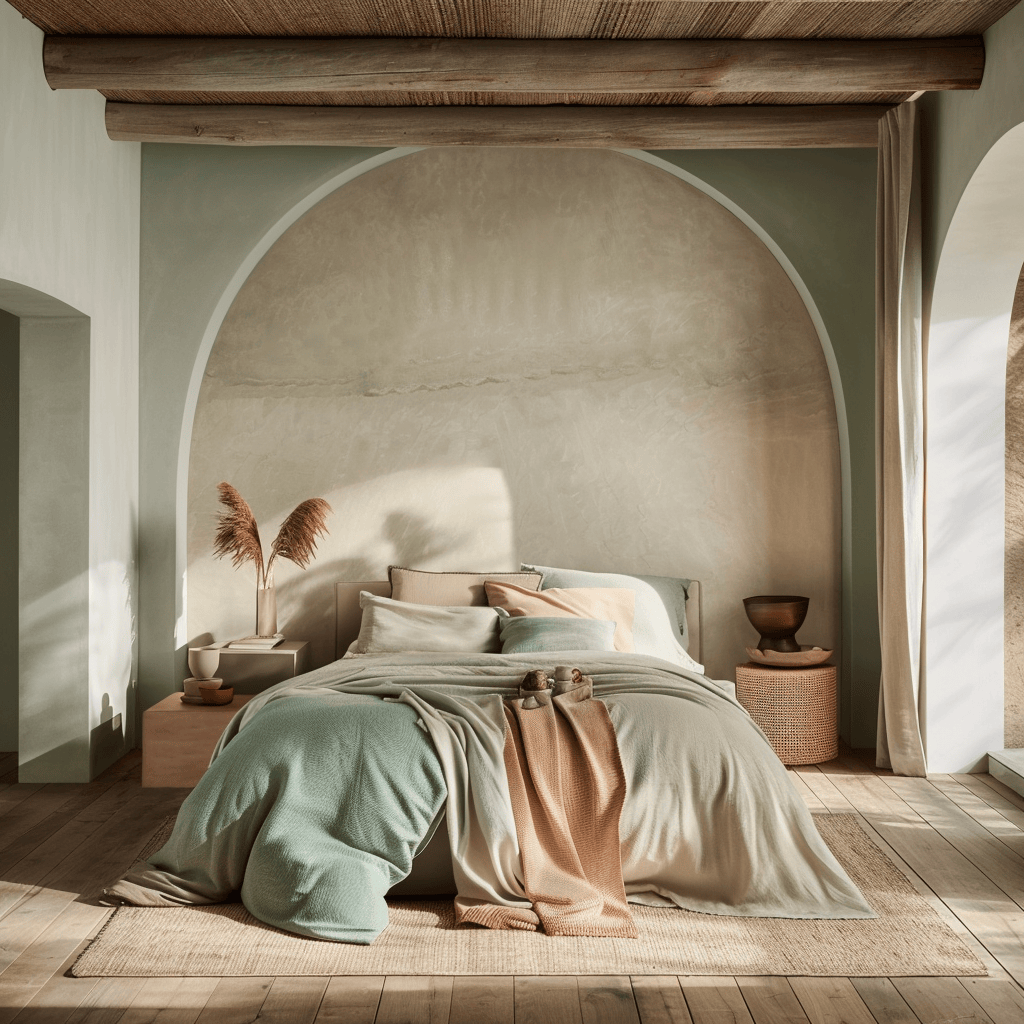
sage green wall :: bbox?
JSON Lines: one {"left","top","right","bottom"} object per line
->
{"left": 139, "top": 144, "right": 877, "bottom": 744}
{"left": 0, "top": 309, "right": 16, "bottom": 752}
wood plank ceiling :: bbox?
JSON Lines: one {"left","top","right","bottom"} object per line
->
{"left": 9, "top": 0, "right": 1021, "bottom": 146}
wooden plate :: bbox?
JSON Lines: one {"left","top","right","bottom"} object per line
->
{"left": 745, "top": 645, "right": 833, "bottom": 667}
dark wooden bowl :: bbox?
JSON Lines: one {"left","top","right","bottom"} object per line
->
{"left": 743, "top": 595, "right": 809, "bottom": 653}
{"left": 199, "top": 684, "right": 234, "bottom": 706}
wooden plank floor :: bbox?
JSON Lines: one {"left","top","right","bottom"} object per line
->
{"left": 3, "top": 748, "right": 1024, "bottom": 1023}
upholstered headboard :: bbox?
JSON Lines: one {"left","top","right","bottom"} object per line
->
{"left": 334, "top": 579, "right": 704, "bottom": 667}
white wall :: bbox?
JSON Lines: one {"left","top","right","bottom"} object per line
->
{"left": 0, "top": 0, "right": 140, "bottom": 780}
{"left": 919, "top": 1, "right": 1024, "bottom": 771}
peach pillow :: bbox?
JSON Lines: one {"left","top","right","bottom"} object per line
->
{"left": 484, "top": 581, "right": 636, "bottom": 653}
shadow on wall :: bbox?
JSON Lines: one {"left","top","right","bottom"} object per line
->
{"left": 90, "top": 691, "right": 124, "bottom": 775}
{"left": 89, "top": 562, "right": 135, "bottom": 776}
{"left": 18, "top": 570, "right": 90, "bottom": 779}
{"left": 187, "top": 466, "right": 517, "bottom": 667}
{"left": 277, "top": 507, "right": 474, "bottom": 657}
{"left": 18, "top": 561, "right": 134, "bottom": 781}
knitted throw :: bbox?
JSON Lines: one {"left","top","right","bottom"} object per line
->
{"left": 457, "top": 676, "right": 637, "bottom": 937}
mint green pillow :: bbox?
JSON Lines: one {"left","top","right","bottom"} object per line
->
{"left": 498, "top": 614, "right": 617, "bottom": 654}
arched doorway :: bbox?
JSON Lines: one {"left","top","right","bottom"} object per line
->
{"left": 0, "top": 280, "right": 97, "bottom": 782}
{"left": 925, "top": 121, "right": 1024, "bottom": 771}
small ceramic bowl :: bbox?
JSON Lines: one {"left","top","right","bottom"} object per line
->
{"left": 199, "top": 684, "right": 234, "bottom": 705}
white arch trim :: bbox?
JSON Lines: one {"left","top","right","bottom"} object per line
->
{"left": 176, "top": 147, "right": 853, "bottom": 678}
{"left": 627, "top": 151, "right": 854, "bottom": 715}
{"left": 925, "top": 121, "right": 1024, "bottom": 772}
{"left": 173, "top": 147, "right": 426, "bottom": 642}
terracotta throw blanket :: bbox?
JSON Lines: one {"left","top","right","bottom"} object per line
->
{"left": 457, "top": 672, "right": 638, "bottom": 938}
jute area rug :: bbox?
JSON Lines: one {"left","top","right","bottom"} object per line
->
{"left": 73, "top": 815, "right": 985, "bottom": 978}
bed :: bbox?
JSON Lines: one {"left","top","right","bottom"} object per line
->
{"left": 109, "top": 566, "right": 872, "bottom": 943}
{"left": 334, "top": 578, "right": 707, "bottom": 899}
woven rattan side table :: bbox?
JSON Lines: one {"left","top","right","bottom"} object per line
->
{"left": 734, "top": 662, "right": 838, "bottom": 765}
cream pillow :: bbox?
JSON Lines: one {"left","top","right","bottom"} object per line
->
{"left": 346, "top": 592, "right": 500, "bottom": 655}
{"left": 389, "top": 566, "right": 542, "bottom": 606}
{"left": 484, "top": 581, "right": 636, "bottom": 653}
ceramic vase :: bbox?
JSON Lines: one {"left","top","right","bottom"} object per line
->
{"left": 256, "top": 587, "right": 278, "bottom": 637}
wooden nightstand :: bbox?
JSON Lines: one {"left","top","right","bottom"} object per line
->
{"left": 735, "top": 662, "right": 838, "bottom": 765}
{"left": 215, "top": 640, "right": 311, "bottom": 694}
{"left": 142, "top": 692, "right": 255, "bottom": 788}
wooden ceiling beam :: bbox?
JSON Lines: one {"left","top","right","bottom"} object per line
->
{"left": 48, "top": 36, "right": 983, "bottom": 95}
{"left": 104, "top": 102, "right": 886, "bottom": 148}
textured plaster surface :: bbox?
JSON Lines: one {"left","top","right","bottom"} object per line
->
{"left": 0, "top": 311, "right": 16, "bottom": 751}
{"left": 0, "top": 0, "right": 139, "bottom": 780}
{"left": 1007, "top": 264, "right": 1024, "bottom": 748}
{"left": 187, "top": 148, "right": 841, "bottom": 681}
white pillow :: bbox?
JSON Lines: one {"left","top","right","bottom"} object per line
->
{"left": 345, "top": 591, "right": 501, "bottom": 656}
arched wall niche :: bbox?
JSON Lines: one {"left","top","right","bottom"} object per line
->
{"left": 182, "top": 148, "right": 846, "bottom": 684}
{"left": 927, "top": 120, "right": 1024, "bottom": 772}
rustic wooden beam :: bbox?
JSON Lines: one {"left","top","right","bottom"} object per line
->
{"left": 49, "top": 36, "right": 983, "bottom": 95}
{"left": 104, "top": 102, "right": 886, "bottom": 148}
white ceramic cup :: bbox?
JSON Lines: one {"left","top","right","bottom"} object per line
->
{"left": 188, "top": 647, "right": 221, "bottom": 680}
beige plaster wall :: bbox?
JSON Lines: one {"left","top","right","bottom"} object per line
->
{"left": 187, "top": 148, "right": 840, "bottom": 682}
{"left": 1006, "top": 262, "right": 1024, "bottom": 747}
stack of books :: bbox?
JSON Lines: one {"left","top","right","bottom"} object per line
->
{"left": 228, "top": 635, "right": 285, "bottom": 651}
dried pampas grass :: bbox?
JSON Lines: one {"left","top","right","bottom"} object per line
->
{"left": 214, "top": 483, "right": 264, "bottom": 582}
{"left": 214, "top": 483, "right": 332, "bottom": 587}
{"left": 266, "top": 498, "right": 332, "bottom": 579}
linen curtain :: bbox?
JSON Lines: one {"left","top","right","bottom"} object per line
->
{"left": 875, "top": 102, "right": 928, "bottom": 776}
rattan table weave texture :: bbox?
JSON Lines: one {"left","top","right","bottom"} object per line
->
{"left": 735, "top": 662, "right": 838, "bottom": 765}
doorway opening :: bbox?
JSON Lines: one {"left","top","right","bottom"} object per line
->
{"left": 0, "top": 281, "right": 96, "bottom": 782}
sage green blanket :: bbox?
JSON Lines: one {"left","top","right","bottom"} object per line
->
{"left": 110, "top": 653, "right": 874, "bottom": 942}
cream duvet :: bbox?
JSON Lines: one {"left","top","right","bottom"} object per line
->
{"left": 108, "top": 652, "right": 873, "bottom": 941}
